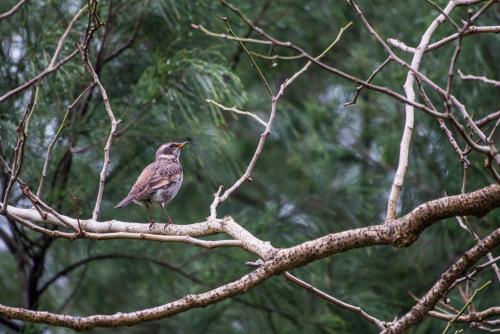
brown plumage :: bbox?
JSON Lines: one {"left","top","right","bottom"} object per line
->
{"left": 115, "top": 142, "right": 188, "bottom": 226}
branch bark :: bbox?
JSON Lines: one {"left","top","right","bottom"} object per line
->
{"left": 383, "top": 228, "right": 500, "bottom": 333}
{"left": 0, "top": 0, "right": 28, "bottom": 21}
{"left": 0, "top": 184, "right": 498, "bottom": 330}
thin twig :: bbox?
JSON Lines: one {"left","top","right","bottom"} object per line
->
{"left": 1, "top": 86, "right": 39, "bottom": 210}
{"left": 426, "top": 0, "right": 461, "bottom": 30}
{"left": 76, "top": 8, "right": 120, "bottom": 220}
{"left": 248, "top": 51, "right": 303, "bottom": 61}
{"left": 36, "top": 82, "right": 95, "bottom": 197}
{"left": 387, "top": 25, "right": 500, "bottom": 53}
{"left": 284, "top": 272, "right": 387, "bottom": 330}
{"left": 458, "top": 70, "right": 500, "bottom": 88}
{"left": 0, "top": 0, "right": 28, "bottom": 21}
{"left": 49, "top": 4, "right": 88, "bottom": 68}
{"left": 216, "top": 22, "right": 352, "bottom": 207}
{"left": 0, "top": 4, "right": 88, "bottom": 103}
{"left": 442, "top": 281, "right": 492, "bottom": 334}
{"left": 206, "top": 99, "right": 267, "bottom": 127}
{"left": 476, "top": 110, "right": 500, "bottom": 128}
{"left": 416, "top": 78, "right": 470, "bottom": 166}
{"left": 190, "top": 23, "right": 272, "bottom": 45}
{"left": 70, "top": 191, "right": 83, "bottom": 235}
{"left": 344, "top": 56, "right": 392, "bottom": 106}
{"left": 221, "top": 17, "right": 273, "bottom": 97}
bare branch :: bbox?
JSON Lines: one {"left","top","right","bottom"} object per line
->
{"left": 49, "top": 5, "right": 88, "bottom": 68}
{"left": 344, "top": 56, "right": 392, "bottom": 106}
{"left": 79, "top": 43, "right": 120, "bottom": 221}
{"left": 0, "top": 0, "right": 28, "bottom": 21}
{"left": 1, "top": 86, "right": 39, "bottom": 210}
{"left": 350, "top": 0, "right": 459, "bottom": 221}
{"left": 388, "top": 25, "right": 500, "bottom": 53}
{"left": 36, "top": 82, "right": 95, "bottom": 197}
{"left": 476, "top": 110, "right": 500, "bottom": 127}
{"left": 213, "top": 21, "right": 353, "bottom": 213}
{"left": 206, "top": 99, "right": 267, "bottom": 127}
{"left": 284, "top": 272, "right": 387, "bottom": 330}
{"left": 347, "top": 0, "right": 500, "bottom": 220}
{"left": 458, "top": 70, "right": 500, "bottom": 88}
{"left": 0, "top": 4, "right": 88, "bottom": 103}
{"left": 429, "top": 306, "right": 500, "bottom": 323}
{"left": 0, "top": 184, "right": 498, "bottom": 330}
{"left": 383, "top": 229, "right": 500, "bottom": 333}
{"left": 442, "top": 280, "right": 492, "bottom": 334}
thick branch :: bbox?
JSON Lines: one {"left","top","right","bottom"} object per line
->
{"left": 350, "top": 0, "right": 458, "bottom": 221}
{"left": 383, "top": 228, "right": 500, "bottom": 333}
{"left": 0, "top": 184, "right": 498, "bottom": 330}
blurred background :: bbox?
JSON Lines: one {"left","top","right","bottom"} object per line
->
{"left": 0, "top": 0, "right": 499, "bottom": 333}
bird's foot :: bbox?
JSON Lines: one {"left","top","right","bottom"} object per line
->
{"left": 148, "top": 219, "right": 157, "bottom": 231}
{"left": 166, "top": 216, "right": 173, "bottom": 225}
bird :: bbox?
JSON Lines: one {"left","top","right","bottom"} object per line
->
{"left": 115, "top": 142, "right": 188, "bottom": 227}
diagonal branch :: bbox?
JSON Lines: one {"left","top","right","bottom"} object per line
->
{"left": 383, "top": 229, "right": 500, "bottom": 333}
{"left": 36, "top": 82, "right": 95, "bottom": 197}
{"left": 0, "top": 0, "right": 28, "bottom": 21}
{"left": 212, "top": 21, "right": 352, "bottom": 212}
{"left": 349, "top": 0, "right": 460, "bottom": 221}
{"left": 37, "top": 253, "right": 203, "bottom": 296}
{"left": 0, "top": 4, "right": 87, "bottom": 103}
{"left": 0, "top": 184, "right": 498, "bottom": 330}
{"left": 458, "top": 70, "right": 500, "bottom": 88}
{"left": 78, "top": 34, "right": 120, "bottom": 221}
{"left": 284, "top": 272, "right": 387, "bottom": 330}
{"left": 388, "top": 25, "right": 500, "bottom": 54}
{"left": 206, "top": 99, "right": 267, "bottom": 127}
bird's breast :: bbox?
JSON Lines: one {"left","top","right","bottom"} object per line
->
{"left": 151, "top": 173, "right": 183, "bottom": 204}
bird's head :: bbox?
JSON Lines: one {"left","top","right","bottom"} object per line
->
{"left": 155, "top": 142, "right": 189, "bottom": 160}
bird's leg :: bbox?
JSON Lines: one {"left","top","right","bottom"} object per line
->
{"left": 145, "top": 203, "right": 155, "bottom": 229}
{"left": 160, "top": 203, "right": 173, "bottom": 225}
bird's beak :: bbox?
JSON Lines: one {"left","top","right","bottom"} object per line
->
{"left": 178, "top": 142, "right": 189, "bottom": 149}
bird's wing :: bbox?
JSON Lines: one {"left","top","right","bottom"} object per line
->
{"left": 114, "top": 162, "right": 159, "bottom": 207}
{"left": 150, "top": 161, "right": 183, "bottom": 190}
{"left": 125, "top": 162, "right": 161, "bottom": 201}
{"left": 128, "top": 160, "right": 182, "bottom": 201}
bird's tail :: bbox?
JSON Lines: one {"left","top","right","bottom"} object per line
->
{"left": 115, "top": 195, "right": 134, "bottom": 208}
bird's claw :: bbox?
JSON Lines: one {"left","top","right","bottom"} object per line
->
{"left": 148, "top": 219, "right": 157, "bottom": 231}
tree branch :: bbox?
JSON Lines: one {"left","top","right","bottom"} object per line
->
{"left": 0, "top": 0, "right": 28, "bottom": 21}
{"left": 383, "top": 228, "right": 500, "bottom": 333}
{"left": 458, "top": 69, "right": 500, "bottom": 88}
{"left": 284, "top": 272, "right": 387, "bottom": 330}
{"left": 0, "top": 184, "right": 498, "bottom": 330}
